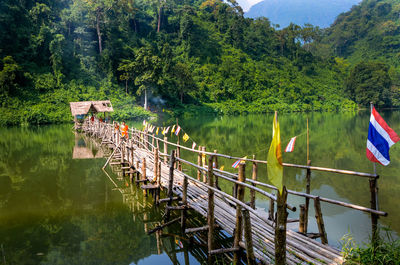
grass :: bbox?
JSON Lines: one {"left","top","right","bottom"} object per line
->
{"left": 341, "top": 228, "right": 400, "bottom": 265}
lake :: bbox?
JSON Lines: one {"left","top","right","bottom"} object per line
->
{"left": 1, "top": 110, "right": 399, "bottom": 264}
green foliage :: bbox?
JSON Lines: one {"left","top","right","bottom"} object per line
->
{"left": 341, "top": 229, "right": 400, "bottom": 265}
{"left": 345, "top": 61, "right": 392, "bottom": 107}
{"left": 0, "top": 0, "right": 366, "bottom": 125}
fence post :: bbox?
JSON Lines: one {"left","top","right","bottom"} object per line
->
{"left": 314, "top": 196, "right": 328, "bottom": 244}
{"left": 275, "top": 187, "right": 288, "bottom": 265}
{"left": 154, "top": 148, "right": 159, "bottom": 183}
{"left": 305, "top": 160, "right": 311, "bottom": 233}
{"left": 142, "top": 158, "right": 147, "bottom": 196}
{"left": 164, "top": 137, "right": 168, "bottom": 163}
{"left": 242, "top": 209, "right": 255, "bottom": 265}
{"left": 165, "top": 150, "right": 175, "bottom": 221}
{"left": 214, "top": 150, "right": 219, "bottom": 189}
{"left": 202, "top": 146, "right": 207, "bottom": 182}
{"left": 299, "top": 204, "right": 306, "bottom": 233}
{"left": 233, "top": 162, "right": 246, "bottom": 264}
{"left": 197, "top": 146, "right": 202, "bottom": 180}
{"left": 250, "top": 155, "right": 258, "bottom": 209}
{"left": 207, "top": 155, "right": 215, "bottom": 263}
{"left": 181, "top": 168, "right": 188, "bottom": 231}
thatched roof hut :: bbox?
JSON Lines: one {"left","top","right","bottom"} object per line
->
{"left": 69, "top": 100, "right": 113, "bottom": 116}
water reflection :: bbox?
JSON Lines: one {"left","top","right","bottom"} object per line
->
{"left": 149, "top": 111, "right": 400, "bottom": 246}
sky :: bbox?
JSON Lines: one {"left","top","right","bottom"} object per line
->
{"left": 236, "top": 0, "right": 264, "bottom": 12}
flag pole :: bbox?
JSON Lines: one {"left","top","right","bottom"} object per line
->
{"left": 370, "top": 103, "right": 377, "bottom": 176}
{"left": 369, "top": 102, "right": 379, "bottom": 250}
{"left": 307, "top": 117, "right": 309, "bottom": 162}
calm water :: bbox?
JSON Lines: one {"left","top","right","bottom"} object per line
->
{"left": 1, "top": 111, "right": 399, "bottom": 264}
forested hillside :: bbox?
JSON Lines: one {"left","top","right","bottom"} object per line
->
{"left": 313, "top": 0, "right": 400, "bottom": 108}
{"left": 0, "top": 0, "right": 367, "bottom": 125}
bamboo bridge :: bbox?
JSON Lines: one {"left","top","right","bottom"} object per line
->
{"left": 79, "top": 118, "right": 388, "bottom": 265}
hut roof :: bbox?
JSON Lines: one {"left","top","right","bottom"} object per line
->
{"left": 70, "top": 100, "right": 113, "bottom": 116}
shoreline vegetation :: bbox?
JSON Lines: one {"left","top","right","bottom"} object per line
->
{"left": 341, "top": 229, "right": 400, "bottom": 265}
{"left": 1, "top": 0, "right": 399, "bottom": 126}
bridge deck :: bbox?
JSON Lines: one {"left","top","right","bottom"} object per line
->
{"left": 83, "top": 122, "right": 344, "bottom": 265}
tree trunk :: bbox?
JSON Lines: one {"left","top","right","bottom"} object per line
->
{"left": 125, "top": 80, "right": 128, "bottom": 95}
{"left": 180, "top": 91, "right": 183, "bottom": 103}
{"left": 157, "top": 4, "right": 162, "bottom": 33}
{"left": 144, "top": 88, "right": 148, "bottom": 110}
{"left": 96, "top": 10, "right": 103, "bottom": 54}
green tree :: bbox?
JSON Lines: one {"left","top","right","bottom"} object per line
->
{"left": 133, "top": 46, "right": 162, "bottom": 110}
{"left": 345, "top": 61, "right": 392, "bottom": 107}
{"left": 0, "top": 56, "right": 21, "bottom": 96}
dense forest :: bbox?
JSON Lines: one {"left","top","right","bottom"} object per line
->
{"left": 0, "top": 0, "right": 398, "bottom": 125}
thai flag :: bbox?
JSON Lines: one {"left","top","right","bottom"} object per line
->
{"left": 175, "top": 126, "right": 181, "bottom": 136}
{"left": 232, "top": 159, "right": 241, "bottom": 168}
{"left": 366, "top": 107, "right": 400, "bottom": 166}
{"left": 285, "top": 137, "right": 297, "bottom": 152}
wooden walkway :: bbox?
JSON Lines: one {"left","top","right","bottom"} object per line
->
{"left": 80, "top": 119, "right": 387, "bottom": 265}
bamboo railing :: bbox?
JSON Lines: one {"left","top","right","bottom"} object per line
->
{"left": 80, "top": 118, "right": 387, "bottom": 264}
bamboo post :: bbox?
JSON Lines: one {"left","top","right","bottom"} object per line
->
{"left": 242, "top": 209, "right": 255, "bottom": 265}
{"left": 314, "top": 196, "right": 328, "bottom": 244}
{"left": 164, "top": 137, "right": 168, "bottom": 163}
{"left": 158, "top": 161, "right": 161, "bottom": 187}
{"left": 177, "top": 137, "right": 181, "bottom": 170}
{"left": 213, "top": 150, "right": 219, "bottom": 189}
{"left": 121, "top": 142, "right": 125, "bottom": 176}
{"left": 268, "top": 198, "right": 275, "bottom": 221}
{"left": 233, "top": 163, "right": 246, "bottom": 264}
{"left": 154, "top": 148, "right": 159, "bottom": 183}
{"left": 136, "top": 161, "right": 140, "bottom": 184}
{"left": 369, "top": 178, "right": 379, "bottom": 246}
{"left": 197, "top": 146, "right": 202, "bottom": 180}
{"left": 299, "top": 204, "right": 306, "bottom": 233}
{"left": 250, "top": 155, "right": 258, "bottom": 209}
{"left": 165, "top": 150, "right": 175, "bottom": 221}
{"left": 207, "top": 155, "right": 215, "bottom": 262}
{"left": 142, "top": 158, "right": 147, "bottom": 196}
{"left": 181, "top": 168, "right": 188, "bottom": 231}
{"left": 304, "top": 159, "right": 311, "bottom": 233}
{"left": 275, "top": 187, "right": 288, "bottom": 265}
{"left": 202, "top": 146, "right": 207, "bottom": 182}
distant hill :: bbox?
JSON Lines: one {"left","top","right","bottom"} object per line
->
{"left": 316, "top": 0, "right": 400, "bottom": 68}
{"left": 245, "top": 0, "right": 361, "bottom": 28}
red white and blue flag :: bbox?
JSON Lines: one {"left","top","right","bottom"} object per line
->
{"left": 285, "top": 136, "right": 297, "bottom": 153}
{"left": 367, "top": 107, "right": 400, "bottom": 166}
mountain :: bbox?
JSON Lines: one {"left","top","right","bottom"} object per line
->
{"left": 236, "top": 0, "right": 264, "bottom": 12}
{"left": 316, "top": 0, "right": 400, "bottom": 67}
{"left": 245, "top": 0, "right": 361, "bottom": 28}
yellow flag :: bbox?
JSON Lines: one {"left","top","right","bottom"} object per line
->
{"left": 171, "top": 125, "right": 176, "bottom": 135}
{"left": 267, "top": 112, "right": 283, "bottom": 194}
{"left": 161, "top": 127, "right": 166, "bottom": 135}
{"left": 156, "top": 127, "right": 159, "bottom": 135}
{"left": 183, "top": 133, "right": 189, "bottom": 142}
{"left": 219, "top": 165, "right": 225, "bottom": 171}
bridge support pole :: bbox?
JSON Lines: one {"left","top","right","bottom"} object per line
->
{"left": 250, "top": 155, "right": 258, "bottom": 209}
{"left": 369, "top": 177, "right": 379, "bottom": 247}
{"left": 202, "top": 146, "right": 207, "bottom": 182}
{"left": 242, "top": 209, "right": 255, "bottom": 265}
{"left": 233, "top": 163, "right": 246, "bottom": 264}
{"left": 304, "top": 160, "right": 311, "bottom": 233}
{"left": 164, "top": 137, "right": 168, "bottom": 163}
{"left": 197, "top": 146, "right": 202, "bottom": 180}
{"left": 314, "top": 197, "right": 328, "bottom": 244}
{"left": 165, "top": 150, "right": 175, "bottom": 221}
{"left": 142, "top": 158, "right": 147, "bottom": 196}
{"left": 207, "top": 155, "right": 215, "bottom": 263}
{"left": 275, "top": 187, "right": 288, "bottom": 265}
